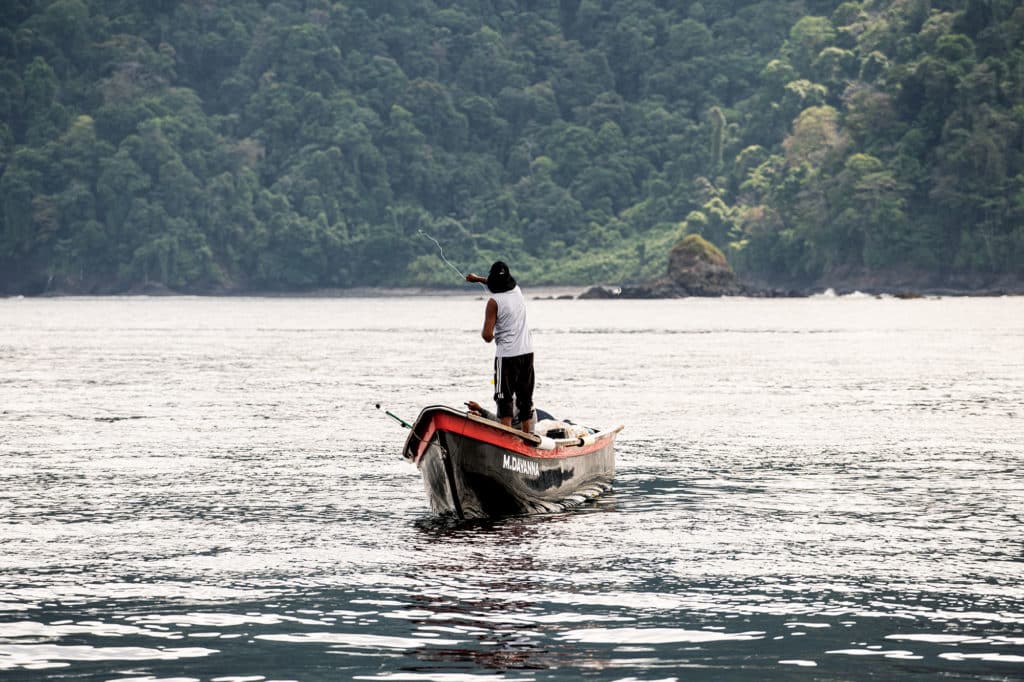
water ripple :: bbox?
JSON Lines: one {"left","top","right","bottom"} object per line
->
{"left": 1, "top": 296, "right": 1022, "bottom": 679}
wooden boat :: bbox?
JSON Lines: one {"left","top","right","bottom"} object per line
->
{"left": 401, "top": 404, "right": 622, "bottom": 519}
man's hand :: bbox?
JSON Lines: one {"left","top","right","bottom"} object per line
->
{"left": 465, "top": 400, "right": 484, "bottom": 414}
{"left": 466, "top": 273, "right": 487, "bottom": 284}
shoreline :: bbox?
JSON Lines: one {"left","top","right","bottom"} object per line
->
{"left": 5, "top": 270, "right": 1023, "bottom": 300}
{"left": 5, "top": 283, "right": 1023, "bottom": 299}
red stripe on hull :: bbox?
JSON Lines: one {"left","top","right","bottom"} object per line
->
{"left": 414, "top": 412, "right": 614, "bottom": 464}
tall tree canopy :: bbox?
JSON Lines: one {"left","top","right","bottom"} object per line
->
{"left": 1, "top": 0, "right": 1022, "bottom": 293}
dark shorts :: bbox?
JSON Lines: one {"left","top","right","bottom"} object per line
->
{"left": 493, "top": 353, "right": 534, "bottom": 420}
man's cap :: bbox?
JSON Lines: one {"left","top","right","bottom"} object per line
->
{"left": 487, "top": 261, "right": 516, "bottom": 293}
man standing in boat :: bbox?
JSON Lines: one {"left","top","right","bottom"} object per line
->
{"left": 465, "top": 261, "right": 535, "bottom": 434}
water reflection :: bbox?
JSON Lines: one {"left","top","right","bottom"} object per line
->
{"left": 0, "top": 642, "right": 217, "bottom": 672}
{"left": 2, "top": 296, "right": 1023, "bottom": 679}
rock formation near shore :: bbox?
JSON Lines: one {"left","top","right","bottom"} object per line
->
{"left": 580, "top": 234, "right": 745, "bottom": 299}
{"left": 662, "top": 234, "right": 744, "bottom": 296}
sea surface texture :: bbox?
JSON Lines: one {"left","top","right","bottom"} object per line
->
{"left": 1, "top": 294, "right": 1022, "bottom": 681}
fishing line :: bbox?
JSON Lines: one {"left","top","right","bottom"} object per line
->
{"left": 418, "top": 230, "right": 486, "bottom": 288}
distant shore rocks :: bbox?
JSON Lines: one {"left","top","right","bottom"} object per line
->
{"left": 581, "top": 234, "right": 797, "bottom": 299}
{"left": 577, "top": 236, "right": 1024, "bottom": 300}
{"left": 664, "top": 234, "right": 743, "bottom": 295}
{"left": 578, "top": 276, "right": 1024, "bottom": 300}
{"left": 578, "top": 281, "right": 805, "bottom": 299}
{"left": 577, "top": 285, "right": 622, "bottom": 299}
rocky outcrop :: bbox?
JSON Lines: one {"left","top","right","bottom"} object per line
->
{"left": 659, "top": 234, "right": 744, "bottom": 296}
{"left": 577, "top": 285, "right": 621, "bottom": 299}
{"left": 581, "top": 234, "right": 751, "bottom": 299}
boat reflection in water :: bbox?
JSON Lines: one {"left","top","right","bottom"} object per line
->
{"left": 404, "top": 512, "right": 624, "bottom": 675}
{"left": 402, "top": 405, "right": 622, "bottom": 519}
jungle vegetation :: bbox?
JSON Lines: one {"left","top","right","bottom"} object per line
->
{"left": 1, "top": 0, "right": 1022, "bottom": 293}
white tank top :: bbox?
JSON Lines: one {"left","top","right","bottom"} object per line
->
{"left": 491, "top": 285, "right": 533, "bottom": 357}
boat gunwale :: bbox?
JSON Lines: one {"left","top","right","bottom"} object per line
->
{"left": 405, "top": 405, "right": 622, "bottom": 465}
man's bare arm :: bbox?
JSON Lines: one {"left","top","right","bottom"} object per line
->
{"left": 481, "top": 298, "right": 497, "bottom": 342}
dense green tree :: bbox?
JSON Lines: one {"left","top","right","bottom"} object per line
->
{"left": 1, "top": 0, "right": 1022, "bottom": 293}
{"left": 786, "top": 16, "right": 837, "bottom": 76}
{"left": 22, "top": 57, "right": 67, "bottom": 146}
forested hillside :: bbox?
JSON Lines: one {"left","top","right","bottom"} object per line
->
{"left": 1, "top": 0, "right": 1022, "bottom": 294}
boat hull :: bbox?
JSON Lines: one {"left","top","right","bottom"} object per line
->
{"left": 403, "top": 406, "right": 618, "bottom": 519}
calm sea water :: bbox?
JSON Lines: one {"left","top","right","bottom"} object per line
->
{"left": 1, "top": 293, "right": 1022, "bottom": 681}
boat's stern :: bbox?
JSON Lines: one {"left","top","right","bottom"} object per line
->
{"left": 402, "top": 405, "right": 620, "bottom": 519}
